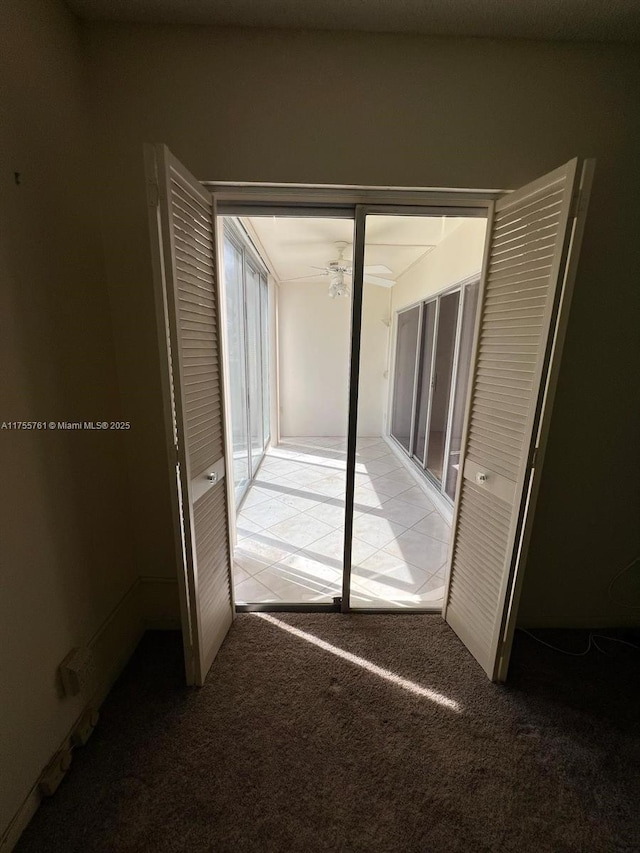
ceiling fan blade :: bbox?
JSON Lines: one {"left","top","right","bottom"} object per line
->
{"left": 363, "top": 264, "right": 393, "bottom": 274}
{"left": 279, "top": 274, "right": 326, "bottom": 282}
{"left": 364, "top": 274, "right": 396, "bottom": 288}
{"left": 309, "top": 266, "right": 330, "bottom": 273}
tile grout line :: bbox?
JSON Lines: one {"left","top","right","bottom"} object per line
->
{"left": 234, "top": 438, "right": 450, "bottom": 604}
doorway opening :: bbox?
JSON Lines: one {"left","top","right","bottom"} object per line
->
{"left": 146, "top": 143, "right": 591, "bottom": 682}
{"left": 219, "top": 211, "right": 486, "bottom": 610}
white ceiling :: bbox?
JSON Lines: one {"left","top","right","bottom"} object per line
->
{"left": 241, "top": 215, "right": 466, "bottom": 288}
{"left": 65, "top": 0, "right": 640, "bottom": 43}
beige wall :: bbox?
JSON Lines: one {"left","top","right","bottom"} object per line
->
{"left": 0, "top": 0, "right": 139, "bottom": 839}
{"left": 2, "top": 6, "right": 639, "bottom": 841}
{"left": 85, "top": 22, "right": 640, "bottom": 626}
{"left": 391, "top": 220, "right": 487, "bottom": 313}
{"left": 359, "top": 284, "right": 394, "bottom": 436}
{"left": 278, "top": 280, "right": 390, "bottom": 436}
{"left": 278, "top": 281, "right": 351, "bottom": 436}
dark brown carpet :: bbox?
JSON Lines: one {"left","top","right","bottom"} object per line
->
{"left": 16, "top": 615, "right": 640, "bottom": 853}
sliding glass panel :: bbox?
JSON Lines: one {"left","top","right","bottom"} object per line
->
{"left": 413, "top": 301, "right": 437, "bottom": 463}
{"left": 445, "top": 282, "right": 479, "bottom": 500}
{"left": 349, "top": 214, "right": 453, "bottom": 611}
{"left": 390, "top": 306, "right": 420, "bottom": 452}
{"left": 260, "top": 276, "right": 270, "bottom": 446}
{"left": 245, "top": 263, "right": 265, "bottom": 474}
{"left": 223, "top": 237, "right": 250, "bottom": 503}
{"left": 425, "top": 291, "right": 460, "bottom": 484}
{"left": 233, "top": 215, "right": 353, "bottom": 606}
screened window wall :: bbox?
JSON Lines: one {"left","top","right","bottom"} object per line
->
{"left": 390, "top": 279, "right": 479, "bottom": 503}
{"left": 222, "top": 220, "right": 271, "bottom": 506}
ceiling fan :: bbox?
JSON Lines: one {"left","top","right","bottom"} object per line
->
{"left": 279, "top": 242, "right": 396, "bottom": 298}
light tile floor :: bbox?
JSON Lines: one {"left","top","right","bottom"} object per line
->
{"left": 233, "top": 437, "right": 451, "bottom": 608}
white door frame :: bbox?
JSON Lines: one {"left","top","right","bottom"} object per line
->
{"left": 204, "top": 172, "right": 592, "bottom": 684}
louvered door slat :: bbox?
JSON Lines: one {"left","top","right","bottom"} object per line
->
{"left": 174, "top": 232, "right": 214, "bottom": 263}
{"left": 178, "top": 292, "right": 216, "bottom": 312}
{"left": 146, "top": 144, "right": 233, "bottom": 689}
{"left": 175, "top": 266, "right": 215, "bottom": 287}
{"left": 187, "top": 399, "right": 222, "bottom": 423}
{"left": 172, "top": 207, "right": 213, "bottom": 236}
{"left": 172, "top": 206, "right": 213, "bottom": 238}
{"left": 489, "top": 244, "right": 556, "bottom": 271}
{"left": 492, "top": 221, "right": 561, "bottom": 254}
{"left": 470, "top": 422, "right": 524, "bottom": 450}
{"left": 190, "top": 428, "right": 223, "bottom": 460}
{"left": 488, "top": 259, "right": 554, "bottom": 283}
{"left": 175, "top": 255, "right": 215, "bottom": 279}
{"left": 485, "top": 286, "right": 549, "bottom": 306}
{"left": 457, "top": 507, "right": 510, "bottom": 550}
{"left": 493, "top": 189, "right": 564, "bottom": 230}
{"left": 178, "top": 292, "right": 217, "bottom": 312}
{"left": 193, "top": 463, "right": 232, "bottom": 668}
{"left": 487, "top": 273, "right": 550, "bottom": 294}
{"left": 444, "top": 159, "right": 586, "bottom": 681}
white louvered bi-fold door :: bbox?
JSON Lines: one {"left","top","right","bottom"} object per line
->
{"left": 146, "top": 144, "right": 233, "bottom": 687}
{"left": 444, "top": 159, "right": 593, "bottom": 682}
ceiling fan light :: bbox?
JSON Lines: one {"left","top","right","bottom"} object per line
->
{"left": 329, "top": 272, "right": 350, "bottom": 299}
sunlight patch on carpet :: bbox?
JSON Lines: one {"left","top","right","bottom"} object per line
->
{"left": 255, "top": 613, "right": 462, "bottom": 712}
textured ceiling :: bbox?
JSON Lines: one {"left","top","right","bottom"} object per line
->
{"left": 65, "top": 0, "right": 640, "bottom": 43}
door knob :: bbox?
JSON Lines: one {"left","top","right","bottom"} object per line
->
{"left": 206, "top": 472, "right": 218, "bottom": 483}
{"left": 476, "top": 471, "right": 488, "bottom": 485}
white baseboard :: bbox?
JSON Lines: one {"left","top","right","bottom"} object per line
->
{"left": 1, "top": 578, "right": 144, "bottom": 853}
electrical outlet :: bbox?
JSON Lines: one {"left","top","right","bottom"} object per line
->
{"left": 71, "top": 708, "right": 99, "bottom": 747}
{"left": 39, "top": 749, "right": 72, "bottom": 797}
{"left": 59, "top": 647, "right": 95, "bottom": 697}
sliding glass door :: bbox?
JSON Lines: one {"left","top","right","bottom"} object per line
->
{"left": 390, "top": 307, "right": 420, "bottom": 452}
{"left": 389, "top": 280, "right": 478, "bottom": 503}
{"left": 224, "top": 204, "right": 486, "bottom": 613}
{"left": 425, "top": 291, "right": 460, "bottom": 483}
{"left": 224, "top": 238, "right": 250, "bottom": 503}
{"left": 223, "top": 220, "right": 270, "bottom": 506}
{"left": 245, "top": 262, "right": 265, "bottom": 474}
{"left": 260, "top": 277, "right": 270, "bottom": 446}
{"left": 412, "top": 301, "right": 437, "bottom": 464}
